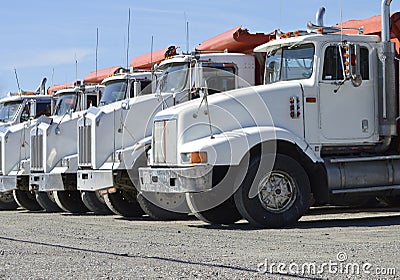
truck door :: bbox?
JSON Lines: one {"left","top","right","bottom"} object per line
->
{"left": 318, "top": 43, "right": 375, "bottom": 142}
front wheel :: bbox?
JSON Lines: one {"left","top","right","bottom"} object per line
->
{"left": 104, "top": 189, "right": 144, "bottom": 217}
{"left": 81, "top": 191, "right": 113, "bottom": 215}
{"left": 36, "top": 191, "right": 63, "bottom": 212}
{"left": 187, "top": 194, "right": 242, "bottom": 225}
{"left": 53, "top": 190, "right": 89, "bottom": 214}
{"left": 13, "top": 190, "right": 43, "bottom": 211}
{"left": 0, "top": 191, "right": 19, "bottom": 210}
{"left": 234, "top": 154, "right": 311, "bottom": 228}
{"left": 137, "top": 192, "right": 189, "bottom": 220}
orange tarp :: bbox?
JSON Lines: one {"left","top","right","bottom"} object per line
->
{"left": 47, "top": 82, "right": 74, "bottom": 95}
{"left": 196, "top": 26, "right": 275, "bottom": 54}
{"left": 130, "top": 46, "right": 177, "bottom": 70}
{"left": 83, "top": 66, "right": 124, "bottom": 84}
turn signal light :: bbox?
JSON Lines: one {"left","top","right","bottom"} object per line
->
{"left": 191, "top": 152, "right": 208, "bottom": 164}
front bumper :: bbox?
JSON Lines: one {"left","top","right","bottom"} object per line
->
{"left": 0, "top": 176, "right": 17, "bottom": 192}
{"left": 138, "top": 165, "right": 213, "bottom": 193}
{"left": 77, "top": 170, "right": 114, "bottom": 191}
{"left": 30, "top": 173, "right": 65, "bottom": 191}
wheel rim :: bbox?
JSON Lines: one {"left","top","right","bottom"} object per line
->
{"left": 154, "top": 192, "right": 185, "bottom": 209}
{"left": 0, "top": 191, "right": 14, "bottom": 203}
{"left": 257, "top": 171, "right": 297, "bottom": 213}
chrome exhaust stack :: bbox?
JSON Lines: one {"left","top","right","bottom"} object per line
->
{"left": 378, "top": 0, "right": 397, "bottom": 137}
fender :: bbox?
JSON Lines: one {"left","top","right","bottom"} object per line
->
{"left": 179, "top": 126, "right": 322, "bottom": 166}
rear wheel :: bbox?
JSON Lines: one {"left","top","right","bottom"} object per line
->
{"left": 53, "top": 190, "right": 89, "bottom": 214}
{"left": 187, "top": 194, "right": 242, "bottom": 225}
{"left": 234, "top": 154, "right": 311, "bottom": 228}
{"left": 13, "top": 190, "right": 43, "bottom": 211}
{"left": 137, "top": 192, "right": 189, "bottom": 220}
{"left": 0, "top": 191, "right": 19, "bottom": 210}
{"left": 36, "top": 191, "right": 63, "bottom": 212}
{"left": 104, "top": 189, "right": 144, "bottom": 217}
{"left": 81, "top": 191, "right": 113, "bottom": 215}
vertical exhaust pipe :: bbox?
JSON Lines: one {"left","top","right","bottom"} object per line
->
{"left": 316, "top": 7, "right": 325, "bottom": 26}
{"left": 379, "top": 0, "right": 396, "bottom": 137}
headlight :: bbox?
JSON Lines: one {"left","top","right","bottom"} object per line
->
{"left": 181, "top": 152, "right": 208, "bottom": 164}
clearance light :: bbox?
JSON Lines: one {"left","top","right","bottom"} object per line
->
{"left": 293, "top": 30, "right": 300, "bottom": 37}
{"left": 317, "top": 27, "right": 323, "bottom": 34}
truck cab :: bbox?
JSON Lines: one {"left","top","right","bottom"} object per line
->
{"left": 0, "top": 94, "right": 52, "bottom": 210}
{"left": 139, "top": 2, "right": 400, "bottom": 228}
{"left": 76, "top": 51, "right": 256, "bottom": 217}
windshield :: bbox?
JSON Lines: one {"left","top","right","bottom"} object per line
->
{"left": 0, "top": 101, "right": 22, "bottom": 122}
{"left": 155, "top": 62, "right": 189, "bottom": 93}
{"left": 53, "top": 93, "right": 77, "bottom": 116}
{"left": 265, "top": 43, "right": 315, "bottom": 84}
{"left": 100, "top": 81, "right": 127, "bottom": 106}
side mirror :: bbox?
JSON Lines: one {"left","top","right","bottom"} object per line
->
{"left": 133, "top": 81, "right": 141, "bottom": 97}
{"left": 194, "top": 61, "right": 204, "bottom": 89}
{"left": 350, "top": 44, "right": 362, "bottom": 87}
{"left": 29, "top": 99, "right": 37, "bottom": 119}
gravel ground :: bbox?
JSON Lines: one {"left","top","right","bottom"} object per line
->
{"left": 0, "top": 207, "right": 399, "bottom": 279}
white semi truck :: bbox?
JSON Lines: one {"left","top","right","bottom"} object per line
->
{"left": 0, "top": 80, "right": 102, "bottom": 211}
{"left": 0, "top": 88, "right": 53, "bottom": 210}
{"left": 139, "top": 1, "right": 400, "bottom": 228}
{"left": 29, "top": 69, "right": 152, "bottom": 213}
{"left": 76, "top": 43, "right": 264, "bottom": 218}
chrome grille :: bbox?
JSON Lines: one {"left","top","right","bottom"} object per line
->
{"left": 153, "top": 119, "right": 177, "bottom": 164}
{"left": 78, "top": 124, "right": 92, "bottom": 166}
{"left": 30, "top": 134, "right": 43, "bottom": 171}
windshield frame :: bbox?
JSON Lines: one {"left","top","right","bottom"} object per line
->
{"left": 0, "top": 100, "right": 23, "bottom": 123}
{"left": 100, "top": 80, "right": 128, "bottom": 106}
{"left": 154, "top": 62, "right": 189, "bottom": 94}
{"left": 264, "top": 43, "right": 315, "bottom": 84}
{"left": 53, "top": 93, "right": 78, "bottom": 116}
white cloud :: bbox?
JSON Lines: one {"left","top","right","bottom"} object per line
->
{"left": 0, "top": 48, "right": 94, "bottom": 71}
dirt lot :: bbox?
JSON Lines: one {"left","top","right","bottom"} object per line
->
{"left": 0, "top": 207, "right": 399, "bottom": 279}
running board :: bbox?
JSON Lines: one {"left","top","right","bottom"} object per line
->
{"left": 331, "top": 185, "right": 400, "bottom": 194}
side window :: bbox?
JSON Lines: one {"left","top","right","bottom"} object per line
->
{"left": 322, "top": 46, "right": 343, "bottom": 80}
{"left": 140, "top": 80, "right": 152, "bottom": 95}
{"left": 35, "top": 102, "right": 51, "bottom": 118}
{"left": 202, "top": 66, "right": 236, "bottom": 95}
{"left": 360, "top": 47, "right": 369, "bottom": 80}
{"left": 87, "top": 95, "right": 98, "bottom": 107}
{"left": 323, "top": 46, "right": 369, "bottom": 80}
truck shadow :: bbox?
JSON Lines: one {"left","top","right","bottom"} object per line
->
{"left": 189, "top": 207, "right": 400, "bottom": 231}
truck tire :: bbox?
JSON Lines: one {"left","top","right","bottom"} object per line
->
{"left": 36, "top": 191, "right": 63, "bottom": 212}
{"left": 234, "top": 154, "right": 311, "bottom": 228}
{"left": 0, "top": 191, "right": 19, "bottom": 210}
{"left": 53, "top": 190, "right": 89, "bottom": 214}
{"left": 137, "top": 192, "right": 189, "bottom": 220}
{"left": 13, "top": 190, "right": 43, "bottom": 211}
{"left": 187, "top": 194, "right": 242, "bottom": 225}
{"left": 81, "top": 191, "right": 112, "bottom": 215}
{"left": 103, "top": 189, "right": 144, "bottom": 217}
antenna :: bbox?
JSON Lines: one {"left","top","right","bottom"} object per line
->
{"left": 150, "top": 35, "right": 154, "bottom": 71}
{"left": 51, "top": 68, "right": 55, "bottom": 87}
{"left": 184, "top": 13, "right": 189, "bottom": 53}
{"left": 126, "top": 8, "right": 131, "bottom": 70}
{"left": 96, "top": 27, "right": 99, "bottom": 79}
{"left": 340, "top": 0, "right": 343, "bottom": 41}
{"left": 14, "top": 68, "right": 21, "bottom": 94}
{"left": 75, "top": 53, "right": 78, "bottom": 83}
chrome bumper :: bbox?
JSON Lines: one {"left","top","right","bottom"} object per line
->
{"left": 30, "top": 173, "right": 65, "bottom": 191}
{"left": 0, "top": 176, "right": 17, "bottom": 192}
{"left": 138, "top": 165, "right": 213, "bottom": 193}
{"left": 77, "top": 170, "right": 114, "bottom": 191}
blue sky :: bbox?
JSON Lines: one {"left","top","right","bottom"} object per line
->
{"left": 1, "top": 0, "right": 399, "bottom": 95}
